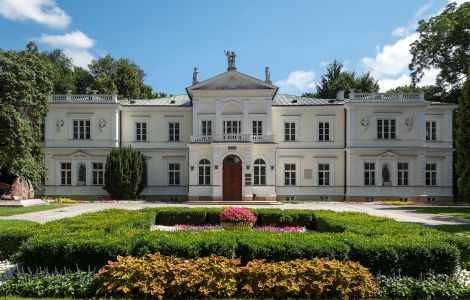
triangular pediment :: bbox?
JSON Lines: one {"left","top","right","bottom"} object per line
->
{"left": 378, "top": 151, "right": 400, "bottom": 158}
{"left": 70, "top": 151, "right": 91, "bottom": 158}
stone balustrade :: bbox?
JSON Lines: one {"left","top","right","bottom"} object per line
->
{"left": 191, "top": 134, "right": 274, "bottom": 143}
{"left": 49, "top": 93, "right": 118, "bottom": 103}
{"left": 348, "top": 91, "right": 425, "bottom": 102}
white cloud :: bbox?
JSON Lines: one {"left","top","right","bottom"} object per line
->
{"left": 0, "top": 0, "right": 70, "bottom": 28}
{"left": 35, "top": 30, "right": 96, "bottom": 68}
{"left": 391, "top": 27, "right": 409, "bottom": 37}
{"left": 275, "top": 70, "right": 316, "bottom": 94}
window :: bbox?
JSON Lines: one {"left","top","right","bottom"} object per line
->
{"left": 92, "top": 162, "right": 104, "bottom": 185}
{"left": 252, "top": 121, "right": 263, "bottom": 136}
{"left": 318, "top": 163, "right": 330, "bottom": 186}
{"left": 320, "top": 195, "right": 329, "bottom": 201}
{"left": 427, "top": 197, "right": 437, "bottom": 203}
{"left": 198, "top": 159, "right": 211, "bottom": 185}
{"left": 397, "top": 162, "right": 409, "bottom": 186}
{"left": 72, "top": 120, "right": 91, "bottom": 140}
{"left": 377, "top": 119, "right": 396, "bottom": 139}
{"left": 284, "top": 163, "right": 296, "bottom": 186}
{"left": 426, "top": 163, "right": 437, "bottom": 186}
{"left": 426, "top": 121, "right": 437, "bottom": 141}
{"left": 254, "top": 159, "right": 266, "bottom": 185}
{"left": 202, "top": 120, "right": 212, "bottom": 136}
{"left": 168, "top": 122, "right": 180, "bottom": 141}
{"left": 136, "top": 122, "right": 147, "bottom": 141}
{"left": 60, "top": 162, "right": 71, "bottom": 185}
{"left": 284, "top": 122, "right": 296, "bottom": 141}
{"left": 168, "top": 163, "right": 181, "bottom": 185}
{"left": 364, "top": 162, "right": 376, "bottom": 186}
{"left": 318, "top": 122, "right": 330, "bottom": 141}
{"left": 223, "top": 120, "right": 241, "bottom": 134}
{"left": 399, "top": 197, "right": 409, "bottom": 202}
{"left": 285, "top": 196, "right": 295, "bottom": 201}
{"left": 365, "top": 197, "right": 375, "bottom": 202}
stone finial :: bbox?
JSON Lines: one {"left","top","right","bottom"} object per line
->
{"left": 192, "top": 67, "right": 199, "bottom": 85}
{"left": 112, "top": 89, "right": 118, "bottom": 95}
{"left": 265, "top": 66, "right": 272, "bottom": 84}
{"left": 91, "top": 90, "right": 98, "bottom": 95}
{"left": 336, "top": 90, "right": 345, "bottom": 101}
{"left": 66, "top": 89, "right": 72, "bottom": 95}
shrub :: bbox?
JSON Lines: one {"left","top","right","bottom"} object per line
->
{"left": 0, "top": 271, "right": 96, "bottom": 299}
{"left": 154, "top": 207, "right": 208, "bottom": 226}
{"left": 95, "top": 253, "right": 378, "bottom": 299}
{"left": 0, "top": 220, "right": 39, "bottom": 260}
{"left": 254, "top": 208, "right": 315, "bottom": 228}
{"left": 220, "top": 207, "right": 256, "bottom": 223}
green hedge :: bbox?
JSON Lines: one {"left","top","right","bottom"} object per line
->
{"left": 0, "top": 220, "right": 40, "bottom": 260}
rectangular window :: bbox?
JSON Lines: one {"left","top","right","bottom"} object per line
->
{"left": 318, "top": 163, "right": 330, "bottom": 186}
{"left": 284, "top": 163, "right": 296, "bottom": 186}
{"left": 168, "top": 163, "right": 181, "bottom": 185}
{"left": 284, "top": 122, "right": 296, "bottom": 141}
{"left": 426, "top": 121, "right": 437, "bottom": 141}
{"left": 254, "top": 163, "right": 266, "bottom": 185}
{"left": 72, "top": 120, "right": 91, "bottom": 140}
{"left": 318, "top": 122, "right": 330, "bottom": 141}
{"left": 168, "top": 122, "right": 180, "bottom": 141}
{"left": 397, "top": 162, "right": 409, "bottom": 186}
{"left": 426, "top": 163, "right": 437, "bottom": 186}
{"left": 364, "top": 162, "right": 376, "bottom": 186}
{"left": 202, "top": 120, "right": 212, "bottom": 136}
{"left": 198, "top": 164, "right": 210, "bottom": 185}
{"left": 320, "top": 195, "right": 329, "bottom": 201}
{"left": 136, "top": 122, "right": 147, "bottom": 141}
{"left": 60, "top": 162, "right": 71, "bottom": 185}
{"left": 377, "top": 119, "right": 396, "bottom": 139}
{"left": 252, "top": 121, "right": 263, "bottom": 136}
{"left": 223, "top": 120, "right": 241, "bottom": 134}
{"left": 92, "top": 162, "right": 104, "bottom": 185}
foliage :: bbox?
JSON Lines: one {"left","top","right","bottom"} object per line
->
{"left": 0, "top": 220, "right": 39, "bottom": 260}
{"left": 0, "top": 45, "right": 53, "bottom": 188}
{"left": 103, "top": 146, "right": 147, "bottom": 199}
{"left": 220, "top": 207, "right": 256, "bottom": 223}
{"left": 409, "top": 2, "right": 470, "bottom": 103}
{"left": 377, "top": 274, "right": 470, "bottom": 300}
{"left": 40, "top": 49, "right": 75, "bottom": 94}
{"left": 0, "top": 270, "right": 95, "bottom": 299}
{"left": 456, "top": 70, "right": 470, "bottom": 203}
{"left": 381, "top": 200, "right": 414, "bottom": 205}
{"left": 303, "top": 60, "right": 379, "bottom": 99}
{"left": 95, "top": 253, "right": 378, "bottom": 299}
{"left": 56, "top": 197, "right": 77, "bottom": 203}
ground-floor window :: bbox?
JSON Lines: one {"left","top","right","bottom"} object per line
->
{"left": 318, "top": 163, "right": 330, "bottom": 186}
{"left": 168, "top": 163, "right": 181, "bottom": 185}
{"left": 426, "top": 163, "right": 437, "bottom": 186}
{"left": 397, "top": 162, "right": 409, "bottom": 186}
{"left": 198, "top": 159, "right": 211, "bottom": 185}
{"left": 254, "top": 159, "right": 266, "bottom": 185}
{"left": 92, "top": 162, "right": 104, "bottom": 185}
{"left": 60, "top": 162, "right": 71, "bottom": 185}
{"left": 364, "top": 162, "right": 375, "bottom": 186}
{"left": 284, "top": 164, "right": 296, "bottom": 186}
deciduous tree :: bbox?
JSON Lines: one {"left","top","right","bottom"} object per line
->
{"left": 455, "top": 69, "right": 470, "bottom": 203}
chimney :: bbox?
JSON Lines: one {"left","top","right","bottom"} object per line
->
{"left": 336, "top": 90, "right": 345, "bottom": 101}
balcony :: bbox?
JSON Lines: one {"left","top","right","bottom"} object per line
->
{"left": 191, "top": 134, "right": 274, "bottom": 143}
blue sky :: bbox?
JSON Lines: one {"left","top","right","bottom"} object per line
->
{"left": 0, "top": 0, "right": 467, "bottom": 95}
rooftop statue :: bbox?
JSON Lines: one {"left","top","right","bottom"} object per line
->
{"left": 224, "top": 50, "right": 237, "bottom": 71}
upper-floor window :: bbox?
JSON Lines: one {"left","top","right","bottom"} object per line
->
{"left": 60, "top": 162, "right": 71, "bottom": 185}
{"left": 223, "top": 120, "right": 241, "bottom": 134}
{"left": 92, "top": 162, "right": 104, "bottom": 185}
{"left": 377, "top": 119, "right": 396, "bottom": 139}
{"left": 136, "top": 122, "right": 147, "bottom": 141}
{"left": 198, "top": 159, "right": 211, "bottom": 185}
{"left": 426, "top": 163, "right": 437, "bottom": 186}
{"left": 284, "top": 163, "right": 296, "bottom": 186}
{"left": 73, "top": 120, "right": 91, "bottom": 140}
{"left": 364, "top": 162, "right": 376, "bottom": 186}
{"left": 168, "top": 122, "right": 180, "bottom": 141}
{"left": 397, "top": 162, "right": 409, "bottom": 186}
{"left": 426, "top": 121, "right": 437, "bottom": 141}
{"left": 252, "top": 121, "right": 263, "bottom": 136}
{"left": 318, "top": 122, "right": 330, "bottom": 141}
{"left": 284, "top": 122, "right": 296, "bottom": 141}
{"left": 168, "top": 163, "right": 181, "bottom": 185}
{"left": 254, "top": 158, "right": 266, "bottom": 185}
{"left": 318, "top": 163, "right": 330, "bottom": 186}
{"left": 202, "top": 120, "right": 212, "bottom": 136}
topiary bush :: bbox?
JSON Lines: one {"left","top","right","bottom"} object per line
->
{"left": 0, "top": 220, "right": 40, "bottom": 260}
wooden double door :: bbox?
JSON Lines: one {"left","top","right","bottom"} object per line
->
{"left": 222, "top": 163, "right": 242, "bottom": 201}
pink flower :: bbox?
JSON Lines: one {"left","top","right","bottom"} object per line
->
{"left": 220, "top": 207, "right": 257, "bottom": 223}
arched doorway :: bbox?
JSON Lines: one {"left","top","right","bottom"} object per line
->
{"left": 222, "top": 155, "right": 242, "bottom": 201}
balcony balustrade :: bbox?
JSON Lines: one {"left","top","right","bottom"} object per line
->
{"left": 191, "top": 134, "right": 274, "bottom": 143}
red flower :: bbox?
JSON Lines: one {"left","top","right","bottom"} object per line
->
{"left": 220, "top": 207, "right": 256, "bottom": 223}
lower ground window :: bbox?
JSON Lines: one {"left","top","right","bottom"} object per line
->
{"left": 320, "top": 195, "right": 329, "bottom": 201}
{"left": 168, "top": 163, "right": 181, "bottom": 185}
{"left": 427, "top": 197, "right": 437, "bottom": 202}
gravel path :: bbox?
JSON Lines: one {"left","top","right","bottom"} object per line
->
{"left": 1, "top": 202, "right": 469, "bottom": 226}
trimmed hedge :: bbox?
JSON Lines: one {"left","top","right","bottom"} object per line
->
{"left": 0, "top": 220, "right": 39, "bottom": 260}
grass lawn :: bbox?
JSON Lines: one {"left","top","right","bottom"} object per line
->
{"left": 411, "top": 206, "right": 470, "bottom": 219}
{"left": 432, "top": 224, "right": 470, "bottom": 238}
{"left": 0, "top": 204, "right": 65, "bottom": 216}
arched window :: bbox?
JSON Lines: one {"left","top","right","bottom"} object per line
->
{"left": 198, "top": 159, "right": 211, "bottom": 185}
{"left": 253, "top": 159, "right": 266, "bottom": 185}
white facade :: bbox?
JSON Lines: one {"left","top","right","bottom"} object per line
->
{"left": 43, "top": 68, "right": 457, "bottom": 203}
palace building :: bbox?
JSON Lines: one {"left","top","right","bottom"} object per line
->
{"left": 43, "top": 55, "right": 457, "bottom": 203}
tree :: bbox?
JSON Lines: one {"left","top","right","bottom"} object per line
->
{"left": 387, "top": 85, "right": 445, "bottom": 102}
{"left": 104, "top": 147, "right": 147, "bottom": 199}
{"left": 409, "top": 2, "right": 470, "bottom": 102}
{"left": 303, "top": 60, "right": 379, "bottom": 98}
{"left": 73, "top": 66, "right": 94, "bottom": 94}
{"left": 0, "top": 46, "right": 53, "bottom": 188}
{"left": 41, "top": 48, "right": 75, "bottom": 94}
{"left": 455, "top": 69, "right": 470, "bottom": 203}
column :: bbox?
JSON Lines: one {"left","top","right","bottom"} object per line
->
{"left": 111, "top": 108, "right": 119, "bottom": 147}
{"left": 417, "top": 151, "right": 426, "bottom": 186}
{"left": 146, "top": 157, "right": 152, "bottom": 186}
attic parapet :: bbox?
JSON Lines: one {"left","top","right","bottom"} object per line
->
{"left": 48, "top": 92, "right": 118, "bottom": 103}
{"left": 348, "top": 91, "right": 425, "bottom": 102}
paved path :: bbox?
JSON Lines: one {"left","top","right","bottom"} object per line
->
{"left": 1, "top": 202, "right": 470, "bottom": 226}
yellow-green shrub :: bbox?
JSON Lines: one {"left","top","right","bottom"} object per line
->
{"left": 95, "top": 253, "right": 378, "bottom": 299}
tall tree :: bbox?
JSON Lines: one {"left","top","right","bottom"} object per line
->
{"left": 387, "top": 85, "right": 445, "bottom": 102}
{"left": 409, "top": 2, "right": 470, "bottom": 103}
{"left": 0, "top": 46, "right": 53, "bottom": 188}
{"left": 73, "top": 66, "right": 94, "bottom": 94}
{"left": 455, "top": 69, "right": 470, "bottom": 203}
{"left": 41, "top": 48, "right": 75, "bottom": 94}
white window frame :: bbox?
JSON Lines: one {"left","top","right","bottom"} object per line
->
{"left": 167, "top": 162, "right": 181, "bottom": 186}
{"left": 252, "top": 120, "right": 263, "bottom": 136}
{"left": 284, "top": 121, "right": 298, "bottom": 141}
{"left": 72, "top": 119, "right": 91, "bottom": 140}
{"left": 92, "top": 162, "right": 105, "bottom": 186}
{"left": 60, "top": 162, "right": 72, "bottom": 186}
{"left": 253, "top": 158, "right": 266, "bottom": 186}
{"left": 426, "top": 120, "right": 438, "bottom": 141}
{"left": 135, "top": 122, "right": 147, "bottom": 141}
{"left": 198, "top": 159, "right": 211, "bottom": 185}
{"left": 397, "top": 162, "right": 409, "bottom": 186}
{"left": 425, "top": 163, "right": 437, "bottom": 186}
{"left": 317, "top": 163, "right": 331, "bottom": 186}
{"left": 168, "top": 122, "right": 180, "bottom": 142}
{"left": 315, "top": 116, "right": 334, "bottom": 142}
{"left": 364, "top": 162, "right": 376, "bottom": 186}
{"left": 201, "top": 120, "right": 212, "bottom": 136}
{"left": 284, "top": 163, "right": 297, "bottom": 186}
{"left": 223, "top": 120, "right": 242, "bottom": 134}
{"left": 377, "top": 118, "right": 397, "bottom": 139}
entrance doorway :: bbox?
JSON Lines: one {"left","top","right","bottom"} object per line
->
{"left": 222, "top": 155, "right": 242, "bottom": 201}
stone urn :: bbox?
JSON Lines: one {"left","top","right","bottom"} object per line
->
{"left": 221, "top": 221, "right": 254, "bottom": 231}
